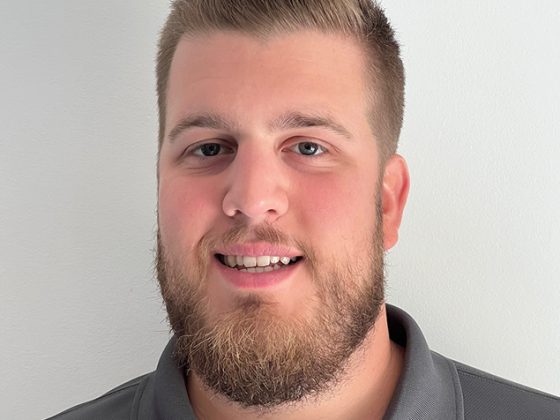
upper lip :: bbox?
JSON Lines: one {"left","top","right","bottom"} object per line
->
{"left": 215, "top": 242, "right": 303, "bottom": 258}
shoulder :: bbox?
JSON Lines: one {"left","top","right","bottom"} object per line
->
{"left": 450, "top": 359, "right": 560, "bottom": 419}
{"left": 46, "top": 373, "right": 153, "bottom": 420}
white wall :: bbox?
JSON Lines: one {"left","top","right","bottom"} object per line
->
{"left": 1, "top": 1, "right": 558, "bottom": 418}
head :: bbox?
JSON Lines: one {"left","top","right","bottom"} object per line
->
{"left": 155, "top": 0, "right": 409, "bottom": 410}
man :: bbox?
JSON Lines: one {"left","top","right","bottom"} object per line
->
{"left": 50, "top": 0, "right": 560, "bottom": 419}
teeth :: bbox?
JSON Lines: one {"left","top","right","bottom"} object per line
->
{"left": 257, "top": 256, "right": 270, "bottom": 267}
{"left": 226, "top": 255, "right": 236, "bottom": 268}
{"left": 242, "top": 256, "right": 257, "bottom": 268}
{"left": 221, "top": 254, "right": 300, "bottom": 269}
{"left": 256, "top": 256, "right": 271, "bottom": 267}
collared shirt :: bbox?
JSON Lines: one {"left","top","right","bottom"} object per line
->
{"left": 48, "top": 305, "right": 560, "bottom": 419}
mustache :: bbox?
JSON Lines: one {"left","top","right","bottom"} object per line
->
{"left": 218, "top": 223, "right": 292, "bottom": 246}
{"left": 199, "top": 222, "right": 316, "bottom": 262}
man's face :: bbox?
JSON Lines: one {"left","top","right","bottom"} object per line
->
{"left": 157, "top": 30, "right": 401, "bottom": 407}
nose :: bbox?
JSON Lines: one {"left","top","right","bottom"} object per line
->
{"left": 222, "top": 147, "right": 289, "bottom": 224}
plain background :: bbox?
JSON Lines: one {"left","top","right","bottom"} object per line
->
{"left": 1, "top": 1, "right": 559, "bottom": 418}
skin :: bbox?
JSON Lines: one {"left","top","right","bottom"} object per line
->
{"left": 158, "top": 30, "right": 409, "bottom": 419}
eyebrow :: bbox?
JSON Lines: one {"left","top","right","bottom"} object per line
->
{"left": 167, "top": 110, "right": 353, "bottom": 143}
{"left": 167, "top": 113, "right": 235, "bottom": 143}
{"left": 269, "top": 111, "right": 353, "bottom": 140}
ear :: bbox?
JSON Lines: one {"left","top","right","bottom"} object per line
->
{"left": 381, "top": 154, "right": 410, "bottom": 250}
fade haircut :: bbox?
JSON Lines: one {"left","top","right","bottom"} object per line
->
{"left": 157, "top": 0, "right": 404, "bottom": 160}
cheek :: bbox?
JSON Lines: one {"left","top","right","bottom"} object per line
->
{"left": 296, "top": 173, "right": 378, "bottom": 243}
{"left": 158, "top": 178, "right": 221, "bottom": 249}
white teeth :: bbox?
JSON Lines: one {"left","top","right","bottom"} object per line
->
{"left": 221, "top": 254, "right": 300, "bottom": 269}
{"left": 242, "top": 256, "right": 257, "bottom": 268}
{"left": 226, "top": 255, "right": 236, "bottom": 267}
{"left": 256, "top": 256, "right": 271, "bottom": 267}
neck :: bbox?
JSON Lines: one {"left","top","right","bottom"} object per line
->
{"left": 186, "top": 304, "right": 404, "bottom": 420}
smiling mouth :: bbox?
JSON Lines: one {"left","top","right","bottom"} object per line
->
{"left": 215, "top": 254, "right": 303, "bottom": 273}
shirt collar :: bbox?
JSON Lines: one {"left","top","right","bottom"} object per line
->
{"left": 148, "top": 305, "right": 464, "bottom": 419}
{"left": 152, "top": 337, "right": 196, "bottom": 420}
{"left": 384, "top": 304, "right": 464, "bottom": 419}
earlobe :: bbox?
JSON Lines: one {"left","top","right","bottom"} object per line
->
{"left": 381, "top": 154, "right": 410, "bottom": 250}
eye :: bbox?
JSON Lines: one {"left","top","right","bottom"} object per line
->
{"left": 192, "top": 143, "right": 228, "bottom": 157}
{"left": 292, "top": 141, "right": 326, "bottom": 156}
{"left": 193, "top": 143, "right": 222, "bottom": 157}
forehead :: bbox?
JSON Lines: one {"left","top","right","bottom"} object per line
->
{"left": 165, "top": 30, "right": 373, "bottom": 137}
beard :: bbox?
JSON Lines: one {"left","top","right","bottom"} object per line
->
{"left": 156, "top": 200, "right": 385, "bottom": 409}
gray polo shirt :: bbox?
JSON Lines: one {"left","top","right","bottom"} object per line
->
{"left": 48, "top": 305, "right": 560, "bottom": 419}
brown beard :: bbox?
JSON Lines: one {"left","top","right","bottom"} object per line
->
{"left": 156, "top": 201, "right": 385, "bottom": 408}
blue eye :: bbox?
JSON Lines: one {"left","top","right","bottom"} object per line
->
{"left": 295, "top": 142, "right": 326, "bottom": 156}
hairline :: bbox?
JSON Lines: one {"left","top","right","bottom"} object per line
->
{"left": 159, "top": 28, "right": 389, "bottom": 160}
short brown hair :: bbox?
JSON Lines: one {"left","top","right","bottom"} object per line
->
{"left": 156, "top": 0, "right": 404, "bottom": 160}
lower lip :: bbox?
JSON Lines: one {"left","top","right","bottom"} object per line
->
{"left": 213, "top": 258, "right": 300, "bottom": 289}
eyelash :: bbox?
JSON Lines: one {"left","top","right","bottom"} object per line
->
{"left": 289, "top": 142, "right": 327, "bottom": 157}
{"left": 190, "top": 142, "right": 234, "bottom": 158}
{"left": 182, "top": 140, "right": 328, "bottom": 161}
